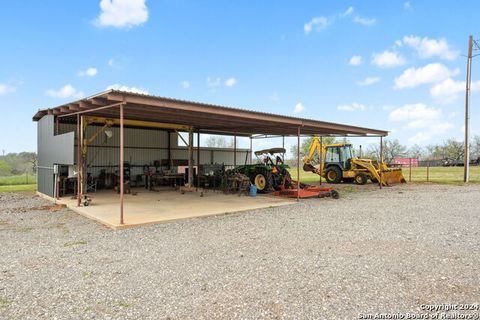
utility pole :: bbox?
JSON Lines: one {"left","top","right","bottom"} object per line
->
{"left": 464, "top": 35, "right": 473, "bottom": 183}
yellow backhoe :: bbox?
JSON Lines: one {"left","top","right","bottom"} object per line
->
{"left": 302, "top": 138, "right": 406, "bottom": 186}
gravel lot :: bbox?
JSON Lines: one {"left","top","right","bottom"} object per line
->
{"left": 1, "top": 184, "right": 479, "bottom": 319}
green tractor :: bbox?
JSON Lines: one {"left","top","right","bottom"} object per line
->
{"left": 235, "top": 148, "right": 291, "bottom": 192}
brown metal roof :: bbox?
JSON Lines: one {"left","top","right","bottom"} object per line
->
{"left": 32, "top": 90, "right": 388, "bottom": 137}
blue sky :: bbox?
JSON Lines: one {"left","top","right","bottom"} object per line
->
{"left": 0, "top": 0, "right": 479, "bottom": 154}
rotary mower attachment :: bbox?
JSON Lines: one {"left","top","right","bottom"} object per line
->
{"left": 273, "top": 175, "right": 339, "bottom": 199}
{"left": 273, "top": 185, "right": 339, "bottom": 199}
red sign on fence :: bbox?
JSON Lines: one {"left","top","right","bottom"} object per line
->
{"left": 394, "top": 157, "right": 419, "bottom": 167}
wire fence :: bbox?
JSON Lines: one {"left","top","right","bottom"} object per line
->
{"left": 396, "top": 163, "right": 480, "bottom": 184}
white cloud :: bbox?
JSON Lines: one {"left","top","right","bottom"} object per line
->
{"left": 293, "top": 102, "right": 305, "bottom": 113}
{"left": 356, "top": 77, "right": 380, "bottom": 86}
{"left": 430, "top": 78, "right": 480, "bottom": 103}
{"left": 337, "top": 102, "right": 366, "bottom": 112}
{"left": 404, "top": 1, "right": 412, "bottom": 10}
{"left": 340, "top": 6, "right": 354, "bottom": 17}
{"left": 372, "top": 50, "right": 406, "bottom": 68}
{"left": 108, "top": 58, "right": 115, "bottom": 67}
{"left": 224, "top": 77, "right": 237, "bottom": 87}
{"left": 207, "top": 77, "right": 221, "bottom": 88}
{"left": 388, "top": 103, "right": 453, "bottom": 142}
{"left": 95, "top": 0, "right": 148, "bottom": 28}
{"left": 304, "top": 16, "right": 329, "bottom": 34}
{"left": 408, "top": 122, "right": 454, "bottom": 143}
{"left": 403, "top": 35, "right": 459, "bottom": 60}
{"left": 206, "top": 77, "right": 237, "bottom": 88}
{"left": 353, "top": 16, "right": 376, "bottom": 26}
{"left": 46, "top": 84, "right": 84, "bottom": 99}
{"left": 106, "top": 84, "right": 148, "bottom": 94}
{"left": 348, "top": 55, "right": 362, "bottom": 66}
{"left": 78, "top": 67, "right": 98, "bottom": 77}
{"left": 394, "top": 63, "right": 459, "bottom": 89}
{"left": 0, "top": 84, "right": 16, "bottom": 95}
{"left": 180, "top": 81, "right": 190, "bottom": 89}
{"left": 268, "top": 93, "right": 280, "bottom": 102}
{"left": 388, "top": 103, "right": 441, "bottom": 128}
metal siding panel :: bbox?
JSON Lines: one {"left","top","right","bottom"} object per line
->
{"left": 37, "top": 168, "right": 54, "bottom": 197}
{"left": 37, "top": 116, "right": 74, "bottom": 195}
{"left": 38, "top": 115, "right": 75, "bottom": 166}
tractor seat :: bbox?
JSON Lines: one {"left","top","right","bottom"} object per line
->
{"left": 345, "top": 158, "right": 352, "bottom": 170}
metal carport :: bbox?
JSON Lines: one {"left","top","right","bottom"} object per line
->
{"left": 33, "top": 90, "right": 388, "bottom": 226}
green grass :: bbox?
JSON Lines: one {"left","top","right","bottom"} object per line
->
{"left": 0, "top": 184, "right": 36, "bottom": 193}
{"left": 0, "top": 297, "right": 11, "bottom": 308}
{"left": 0, "top": 173, "right": 37, "bottom": 192}
{"left": 64, "top": 240, "right": 88, "bottom": 247}
{"left": 405, "top": 166, "right": 480, "bottom": 184}
{"left": 288, "top": 166, "right": 480, "bottom": 185}
{"left": 0, "top": 173, "right": 36, "bottom": 186}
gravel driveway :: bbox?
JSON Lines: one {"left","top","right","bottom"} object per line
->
{"left": 1, "top": 184, "right": 479, "bottom": 319}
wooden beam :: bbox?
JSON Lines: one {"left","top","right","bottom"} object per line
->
{"left": 89, "top": 97, "right": 107, "bottom": 106}
{"left": 68, "top": 104, "right": 80, "bottom": 111}
{"left": 79, "top": 101, "right": 94, "bottom": 109}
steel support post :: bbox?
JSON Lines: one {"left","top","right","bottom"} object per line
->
{"left": 76, "top": 114, "right": 81, "bottom": 206}
{"left": 319, "top": 136, "right": 323, "bottom": 185}
{"left": 249, "top": 136, "right": 253, "bottom": 164}
{"left": 80, "top": 116, "right": 85, "bottom": 196}
{"left": 167, "top": 131, "right": 171, "bottom": 169}
{"left": 379, "top": 136, "right": 383, "bottom": 189}
{"left": 120, "top": 104, "right": 124, "bottom": 225}
{"left": 297, "top": 127, "right": 300, "bottom": 202}
{"left": 233, "top": 134, "right": 237, "bottom": 167}
{"left": 188, "top": 130, "right": 194, "bottom": 187}
{"left": 197, "top": 130, "right": 200, "bottom": 184}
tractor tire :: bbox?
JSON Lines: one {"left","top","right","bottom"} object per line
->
{"left": 325, "top": 167, "right": 342, "bottom": 184}
{"left": 354, "top": 172, "right": 368, "bottom": 185}
{"left": 253, "top": 171, "right": 273, "bottom": 192}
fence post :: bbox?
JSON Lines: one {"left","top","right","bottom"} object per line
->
{"left": 409, "top": 158, "right": 412, "bottom": 182}
{"left": 427, "top": 160, "right": 430, "bottom": 182}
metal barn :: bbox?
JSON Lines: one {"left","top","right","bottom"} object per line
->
{"left": 33, "top": 90, "right": 387, "bottom": 228}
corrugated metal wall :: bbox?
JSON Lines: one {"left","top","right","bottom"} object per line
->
{"left": 57, "top": 123, "right": 250, "bottom": 177}
{"left": 37, "top": 115, "right": 75, "bottom": 197}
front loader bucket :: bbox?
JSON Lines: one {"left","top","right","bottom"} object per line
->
{"left": 381, "top": 169, "right": 406, "bottom": 185}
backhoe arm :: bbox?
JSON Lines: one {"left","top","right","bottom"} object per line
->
{"left": 302, "top": 137, "right": 323, "bottom": 174}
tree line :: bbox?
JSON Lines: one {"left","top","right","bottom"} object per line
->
{"left": 290, "top": 135, "right": 480, "bottom": 164}
{"left": 0, "top": 152, "right": 37, "bottom": 176}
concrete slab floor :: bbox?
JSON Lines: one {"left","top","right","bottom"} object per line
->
{"left": 57, "top": 187, "right": 294, "bottom": 229}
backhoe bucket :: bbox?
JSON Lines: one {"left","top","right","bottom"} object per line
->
{"left": 381, "top": 169, "right": 406, "bottom": 185}
{"left": 303, "top": 163, "right": 317, "bottom": 173}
